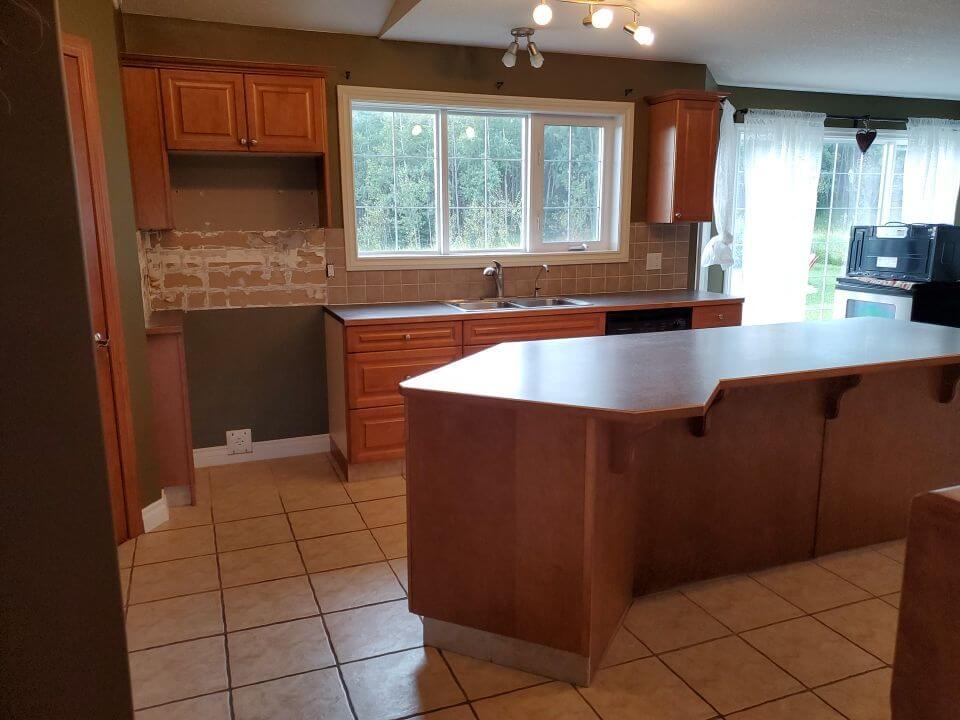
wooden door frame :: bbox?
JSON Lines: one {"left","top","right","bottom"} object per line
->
{"left": 61, "top": 33, "right": 143, "bottom": 539}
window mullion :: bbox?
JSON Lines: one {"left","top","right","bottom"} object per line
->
{"left": 438, "top": 109, "right": 450, "bottom": 256}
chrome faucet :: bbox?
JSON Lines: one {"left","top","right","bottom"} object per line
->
{"left": 533, "top": 264, "right": 549, "bottom": 297}
{"left": 483, "top": 261, "right": 504, "bottom": 299}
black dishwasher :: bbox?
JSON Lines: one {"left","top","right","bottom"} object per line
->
{"left": 605, "top": 307, "right": 692, "bottom": 335}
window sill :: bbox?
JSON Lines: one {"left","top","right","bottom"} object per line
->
{"left": 345, "top": 246, "right": 630, "bottom": 271}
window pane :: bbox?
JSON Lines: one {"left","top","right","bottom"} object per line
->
{"left": 541, "top": 124, "right": 603, "bottom": 244}
{"left": 352, "top": 107, "right": 438, "bottom": 254}
{"left": 447, "top": 114, "right": 525, "bottom": 252}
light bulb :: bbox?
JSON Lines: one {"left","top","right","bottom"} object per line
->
{"left": 532, "top": 1, "right": 552, "bottom": 26}
{"left": 501, "top": 40, "right": 519, "bottom": 67}
{"left": 527, "top": 40, "right": 544, "bottom": 68}
{"left": 591, "top": 6, "right": 614, "bottom": 29}
{"left": 632, "top": 24, "right": 654, "bottom": 45}
{"left": 465, "top": 126, "right": 476, "bottom": 140}
{"left": 411, "top": 124, "right": 422, "bottom": 136}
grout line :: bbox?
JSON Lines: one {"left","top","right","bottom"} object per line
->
{"left": 135, "top": 689, "right": 232, "bottom": 714}
{"left": 211, "top": 504, "right": 237, "bottom": 720}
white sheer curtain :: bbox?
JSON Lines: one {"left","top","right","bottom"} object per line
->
{"left": 740, "top": 109, "right": 825, "bottom": 325}
{"left": 903, "top": 117, "right": 960, "bottom": 224}
{"left": 702, "top": 99, "right": 737, "bottom": 270}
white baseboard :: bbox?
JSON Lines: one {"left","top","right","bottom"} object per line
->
{"left": 193, "top": 433, "right": 330, "bottom": 468}
{"left": 141, "top": 495, "right": 170, "bottom": 532}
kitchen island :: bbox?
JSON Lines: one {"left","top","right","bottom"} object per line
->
{"left": 399, "top": 318, "right": 960, "bottom": 685}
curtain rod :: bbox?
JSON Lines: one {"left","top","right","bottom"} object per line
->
{"left": 735, "top": 108, "right": 908, "bottom": 125}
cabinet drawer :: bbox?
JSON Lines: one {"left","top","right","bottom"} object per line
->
{"left": 692, "top": 304, "right": 742, "bottom": 329}
{"left": 349, "top": 406, "right": 405, "bottom": 463}
{"left": 346, "top": 321, "right": 461, "bottom": 353}
{"left": 463, "top": 312, "right": 605, "bottom": 346}
{"left": 347, "top": 347, "right": 461, "bottom": 409}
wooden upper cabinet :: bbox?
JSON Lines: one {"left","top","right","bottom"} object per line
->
{"left": 645, "top": 90, "right": 728, "bottom": 224}
{"left": 245, "top": 75, "right": 326, "bottom": 153}
{"left": 121, "top": 67, "right": 173, "bottom": 229}
{"left": 160, "top": 69, "right": 248, "bottom": 152}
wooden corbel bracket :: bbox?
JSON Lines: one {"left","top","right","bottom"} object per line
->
{"left": 689, "top": 390, "right": 726, "bottom": 437}
{"left": 824, "top": 374, "right": 862, "bottom": 420}
{"left": 939, "top": 364, "right": 960, "bottom": 404}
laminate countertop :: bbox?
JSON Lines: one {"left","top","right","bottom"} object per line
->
{"left": 323, "top": 290, "right": 742, "bottom": 325}
{"left": 400, "top": 318, "right": 960, "bottom": 421}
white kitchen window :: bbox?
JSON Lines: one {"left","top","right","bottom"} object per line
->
{"left": 339, "top": 87, "right": 632, "bottom": 270}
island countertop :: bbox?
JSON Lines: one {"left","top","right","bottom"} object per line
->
{"left": 324, "top": 289, "right": 741, "bottom": 325}
{"left": 400, "top": 318, "right": 960, "bottom": 421}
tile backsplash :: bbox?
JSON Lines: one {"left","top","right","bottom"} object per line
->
{"left": 139, "top": 224, "right": 691, "bottom": 313}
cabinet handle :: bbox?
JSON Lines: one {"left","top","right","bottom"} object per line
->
{"left": 249, "top": 138, "right": 259, "bottom": 146}
{"left": 239, "top": 137, "right": 248, "bottom": 146}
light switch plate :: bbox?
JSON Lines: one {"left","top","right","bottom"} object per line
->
{"left": 226, "top": 429, "right": 253, "bottom": 455}
{"left": 646, "top": 252, "right": 662, "bottom": 271}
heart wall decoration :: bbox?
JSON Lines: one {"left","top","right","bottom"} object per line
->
{"left": 856, "top": 118, "right": 877, "bottom": 153}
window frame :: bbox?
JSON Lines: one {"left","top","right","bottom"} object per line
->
{"left": 338, "top": 86, "right": 633, "bottom": 271}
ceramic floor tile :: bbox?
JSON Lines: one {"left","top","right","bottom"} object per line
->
{"left": 681, "top": 575, "right": 803, "bottom": 632}
{"left": 578, "top": 657, "right": 716, "bottom": 720}
{"left": 344, "top": 475, "right": 407, "bottom": 503}
{"left": 209, "top": 461, "right": 276, "bottom": 489}
{"left": 310, "top": 562, "right": 405, "bottom": 612}
{"left": 120, "top": 566, "right": 132, "bottom": 606}
{"left": 298, "top": 530, "right": 385, "bottom": 573}
{"left": 356, "top": 496, "right": 407, "bottom": 528}
{"left": 218, "top": 541, "right": 305, "bottom": 588}
{"left": 232, "top": 667, "right": 353, "bottom": 720}
{"left": 278, "top": 479, "right": 352, "bottom": 512}
{"left": 742, "top": 616, "right": 883, "bottom": 688}
{"left": 128, "top": 636, "right": 228, "bottom": 710}
{"left": 119, "top": 538, "right": 136, "bottom": 568}
{"left": 135, "top": 525, "right": 216, "bottom": 566}
{"left": 751, "top": 562, "right": 871, "bottom": 613}
{"left": 149, "top": 505, "right": 213, "bottom": 532}
{"left": 270, "top": 453, "right": 339, "bottom": 482}
{"left": 880, "top": 592, "right": 900, "bottom": 609}
{"left": 815, "top": 549, "right": 903, "bottom": 596}
{"left": 411, "top": 708, "right": 474, "bottom": 720}
{"left": 371, "top": 523, "right": 407, "bottom": 559}
{"left": 129, "top": 555, "right": 220, "bottom": 605}
{"left": 662, "top": 636, "right": 803, "bottom": 715}
{"left": 473, "top": 681, "right": 597, "bottom": 720}
{"left": 600, "top": 626, "right": 652, "bottom": 668}
{"left": 223, "top": 575, "right": 319, "bottom": 631}
{"left": 815, "top": 599, "right": 899, "bottom": 664}
{"left": 133, "top": 692, "right": 231, "bottom": 720}
{"left": 872, "top": 540, "right": 906, "bottom": 564}
{"left": 288, "top": 504, "right": 366, "bottom": 540}
{"left": 125, "top": 591, "right": 223, "bottom": 651}
{"left": 814, "top": 668, "right": 892, "bottom": 720}
{"left": 443, "top": 650, "right": 548, "bottom": 700}
{"left": 215, "top": 514, "right": 293, "bottom": 552}
{"left": 623, "top": 592, "right": 730, "bottom": 653}
{"left": 325, "top": 598, "right": 423, "bottom": 663}
{"left": 212, "top": 485, "right": 284, "bottom": 524}
{"left": 228, "top": 616, "right": 336, "bottom": 687}
{"left": 340, "top": 647, "right": 465, "bottom": 720}
{"left": 389, "top": 558, "right": 408, "bottom": 591}
{"left": 726, "top": 692, "right": 845, "bottom": 719}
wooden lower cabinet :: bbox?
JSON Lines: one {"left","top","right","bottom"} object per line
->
{"left": 346, "top": 321, "right": 461, "bottom": 353}
{"left": 348, "top": 346, "right": 461, "bottom": 408}
{"left": 349, "top": 406, "right": 406, "bottom": 463}
{"left": 692, "top": 304, "right": 742, "bottom": 329}
{"left": 463, "top": 344, "right": 496, "bottom": 357}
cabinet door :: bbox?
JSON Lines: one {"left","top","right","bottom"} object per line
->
{"left": 244, "top": 74, "right": 326, "bottom": 153}
{"left": 349, "top": 406, "right": 406, "bottom": 463}
{"left": 347, "top": 346, "right": 462, "bottom": 409}
{"left": 673, "top": 99, "right": 721, "bottom": 222}
{"left": 160, "top": 69, "right": 248, "bottom": 151}
{"left": 691, "top": 303, "right": 742, "bottom": 329}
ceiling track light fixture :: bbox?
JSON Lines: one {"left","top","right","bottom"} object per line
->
{"left": 502, "top": 27, "right": 544, "bottom": 69}
{"left": 527, "top": 0, "right": 656, "bottom": 46}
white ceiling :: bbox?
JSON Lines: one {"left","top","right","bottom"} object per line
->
{"left": 123, "top": 0, "right": 960, "bottom": 100}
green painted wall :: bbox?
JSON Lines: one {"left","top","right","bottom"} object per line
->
{"left": 58, "top": 0, "right": 159, "bottom": 502}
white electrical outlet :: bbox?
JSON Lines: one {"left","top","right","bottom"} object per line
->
{"left": 326, "top": 265, "right": 336, "bottom": 278}
{"left": 646, "top": 252, "right": 662, "bottom": 271}
{"left": 226, "top": 429, "right": 252, "bottom": 455}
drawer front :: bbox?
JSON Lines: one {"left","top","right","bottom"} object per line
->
{"left": 346, "top": 321, "right": 461, "bottom": 353}
{"left": 692, "top": 304, "right": 742, "bottom": 329}
{"left": 349, "top": 406, "right": 405, "bottom": 463}
{"left": 463, "top": 312, "right": 605, "bottom": 346}
{"left": 347, "top": 347, "right": 461, "bottom": 409}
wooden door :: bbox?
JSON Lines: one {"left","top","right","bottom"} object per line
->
{"left": 62, "top": 35, "right": 141, "bottom": 542}
{"left": 160, "top": 69, "right": 248, "bottom": 151}
{"left": 673, "top": 99, "right": 721, "bottom": 222}
{"left": 244, "top": 74, "right": 326, "bottom": 153}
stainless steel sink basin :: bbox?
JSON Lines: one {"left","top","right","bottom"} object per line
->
{"left": 507, "top": 297, "right": 592, "bottom": 308}
{"left": 445, "top": 297, "right": 593, "bottom": 311}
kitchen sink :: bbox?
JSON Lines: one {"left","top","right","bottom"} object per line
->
{"left": 446, "top": 297, "right": 592, "bottom": 311}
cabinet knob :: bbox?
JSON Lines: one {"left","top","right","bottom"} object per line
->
{"left": 239, "top": 137, "right": 248, "bottom": 146}
{"left": 718, "top": 313, "right": 725, "bottom": 320}
{"left": 249, "top": 138, "right": 259, "bottom": 146}
{"left": 674, "top": 212, "right": 682, "bottom": 219}
{"left": 403, "top": 334, "right": 412, "bottom": 341}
